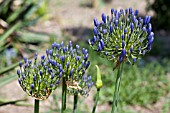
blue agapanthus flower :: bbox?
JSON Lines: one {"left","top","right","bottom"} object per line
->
{"left": 17, "top": 53, "right": 61, "bottom": 100}
{"left": 89, "top": 8, "right": 154, "bottom": 64}
{"left": 47, "top": 41, "right": 93, "bottom": 96}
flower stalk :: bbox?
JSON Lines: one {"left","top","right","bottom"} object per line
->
{"left": 111, "top": 63, "right": 124, "bottom": 113}
{"left": 73, "top": 94, "right": 78, "bottom": 113}
{"left": 62, "top": 77, "right": 67, "bottom": 112}
{"left": 34, "top": 99, "right": 39, "bottom": 113}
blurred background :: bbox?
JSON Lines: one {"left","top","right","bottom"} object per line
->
{"left": 0, "top": 0, "right": 170, "bottom": 113}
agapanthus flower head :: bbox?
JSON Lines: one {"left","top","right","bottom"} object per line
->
{"left": 17, "top": 54, "right": 61, "bottom": 100}
{"left": 89, "top": 7, "right": 154, "bottom": 64}
{"left": 47, "top": 41, "right": 93, "bottom": 96}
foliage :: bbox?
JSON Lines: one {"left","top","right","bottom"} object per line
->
{"left": 146, "top": 0, "right": 170, "bottom": 30}
{"left": 98, "top": 58, "right": 170, "bottom": 106}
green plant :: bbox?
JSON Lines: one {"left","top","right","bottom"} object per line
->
{"left": 146, "top": 0, "right": 170, "bottom": 30}
{"left": 88, "top": 7, "right": 154, "bottom": 112}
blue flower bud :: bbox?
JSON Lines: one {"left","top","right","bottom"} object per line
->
{"left": 100, "top": 39, "right": 105, "bottom": 49}
{"left": 18, "top": 78, "right": 21, "bottom": 84}
{"left": 122, "top": 40, "right": 125, "bottom": 48}
{"left": 116, "top": 45, "right": 119, "bottom": 50}
{"left": 85, "top": 61, "right": 90, "bottom": 69}
{"left": 17, "top": 69, "right": 20, "bottom": 75}
{"left": 70, "top": 68, "right": 74, "bottom": 76}
{"left": 66, "top": 61, "right": 70, "bottom": 68}
{"left": 115, "top": 13, "right": 119, "bottom": 20}
{"left": 19, "top": 62, "right": 22, "bottom": 67}
{"left": 129, "top": 7, "right": 133, "bottom": 14}
{"left": 124, "top": 28, "right": 127, "bottom": 34}
{"left": 60, "top": 56, "right": 65, "bottom": 63}
{"left": 24, "top": 57, "right": 27, "bottom": 63}
{"left": 84, "top": 54, "right": 88, "bottom": 61}
{"left": 133, "top": 58, "right": 137, "bottom": 63}
{"left": 31, "top": 84, "right": 34, "bottom": 89}
{"left": 120, "top": 25, "right": 122, "bottom": 30}
{"left": 146, "top": 16, "right": 151, "bottom": 24}
{"left": 122, "top": 34, "right": 124, "bottom": 40}
{"left": 69, "top": 41, "right": 72, "bottom": 47}
{"left": 144, "top": 16, "right": 149, "bottom": 24}
{"left": 122, "top": 49, "right": 126, "bottom": 56}
{"left": 46, "top": 49, "right": 49, "bottom": 55}
{"left": 61, "top": 41, "right": 64, "bottom": 47}
{"left": 110, "top": 25, "right": 113, "bottom": 33}
{"left": 87, "top": 76, "right": 92, "bottom": 80}
{"left": 119, "top": 56, "right": 123, "bottom": 62}
{"left": 94, "top": 18, "right": 98, "bottom": 26}
{"left": 59, "top": 66, "right": 63, "bottom": 72}
{"left": 41, "top": 55, "right": 45, "bottom": 60}
{"left": 39, "top": 70, "right": 43, "bottom": 76}
{"left": 147, "top": 32, "right": 154, "bottom": 40}
{"left": 102, "top": 13, "right": 106, "bottom": 23}
{"left": 120, "top": 9, "right": 124, "bottom": 14}
{"left": 115, "top": 20, "right": 118, "bottom": 26}
{"left": 49, "top": 50, "right": 53, "bottom": 56}
{"left": 51, "top": 73, "right": 55, "bottom": 79}
{"left": 142, "top": 27, "right": 146, "bottom": 31}
{"left": 102, "top": 29, "right": 107, "bottom": 34}
{"left": 52, "top": 44, "right": 55, "bottom": 49}
{"left": 56, "top": 44, "right": 60, "bottom": 49}
{"left": 148, "top": 37, "right": 154, "bottom": 45}
{"left": 50, "top": 84, "right": 53, "bottom": 88}
{"left": 63, "top": 47, "right": 67, "bottom": 53}
{"left": 135, "top": 9, "right": 139, "bottom": 16}
{"left": 29, "top": 90, "right": 32, "bottom": 95}
{"left": 52, "top": 60, "right": 57, "bottom": 66}
{"left": 48, "top": 68, "right": 51, "bottom": 73}
{"left": 76, "top": 45, "right": 80, "bottom": 49}
{"left": 111, "top": 8, "right": 114, "bottom": 14}
{"left": 33, "top": 76, "right": 36, "bottom": 81}
{"left": 114, "top": 10, "right": 117, "bottom": 16}
{"left": 130, "top": 47, "right": 133, "bottom": 53}
{"left": 93, "top": 27, "right": 98, "bottom": 35}
{"left": 59, "top": 72, "right": 62, "bottom": 78}
{"left": 147, "top": 23, "right": 152, "bottom": 34}
{"left": 130, "top": 23, "right": 134, "bottom": 32}
{"left": 76, "top": 56, "right": 80, "bottom": 61}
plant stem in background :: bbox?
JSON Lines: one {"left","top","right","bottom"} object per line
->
{"left": 34, "top": 99, "right": 39, "bottom": 113}
{"left": 92, "top": 88, "right": 100, "bottom": 113}
{"left": 62, "top": 77, "right": 67, "bottom": 112}
{"left": 111, "top": 63, "right": 124, "bottom": 113}
{"left": 73, "top": 94, "right": 78, "bottom": 113}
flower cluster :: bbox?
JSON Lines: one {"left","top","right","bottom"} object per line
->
{"left": 17, "top": 54, "right": 61, "bottom": 100}
{"left": 88, "top": 8, "right": 154, "bottom": 64}
{"left": 17, "top": 41, "right": 93, "bottom": 98}
{"left": 47, "top": 41, "right": 93, "bottom": 96}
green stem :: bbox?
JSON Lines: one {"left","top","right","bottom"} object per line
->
{"left": 62, "top": 77, "right": 67, "bottom": 113}
{"left": 92, "top": 88, "right": 100, "bottom": 113}
{"left": 111, "top": 63, "right": 124, "bottom": 113}
{"left": 73, "top": 94, "right": 78, "bottom": 113}
{"left": 34, "top": 99, "right": 39, "bottom": 113}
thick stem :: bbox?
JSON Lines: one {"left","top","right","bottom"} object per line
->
{"left": 34, "top": 99, "right": 39, "bottom": 113}
{"left": 62, "top": 77, "right": 67, "bottom": 113}
{"left": 73, "top": 94, "right": 78, "bottom": 113}
{"left": 111, "top": 63, "right": 124, "bottom": 113}
{"left": 92, "top": 88, "right": 100, "bottom": 113}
